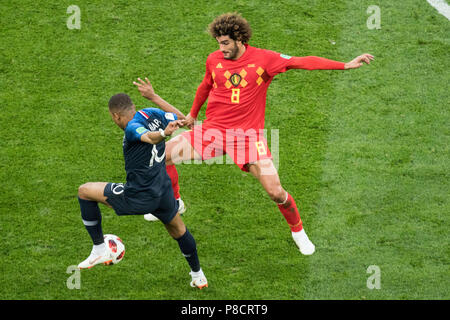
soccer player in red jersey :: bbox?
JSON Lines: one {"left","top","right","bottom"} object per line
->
{"left": 135, "top": 13, "right": 373, "bottom": 255}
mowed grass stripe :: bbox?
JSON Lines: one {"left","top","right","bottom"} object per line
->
{"left": 305, "top": 0, "right": 449, "bottom": 299}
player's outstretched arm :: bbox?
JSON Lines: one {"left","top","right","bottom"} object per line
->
{"left": 344, "top": 53, "right": 374, "bottom": 69}
{"left": 285, "top": 53, "right": 373, "bottom": 71}
{"left": 140, "top": 120, "right": 184, "bottom": 145}
{"left": 133, "top": 77, "right": 186, "bottom": 120}
{"left": 185, "top": 65, "right": 214, "bottom": 129}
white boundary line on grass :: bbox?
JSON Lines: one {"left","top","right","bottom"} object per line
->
{"left": 427, "top": 0, "right": 450, "bottom": 20}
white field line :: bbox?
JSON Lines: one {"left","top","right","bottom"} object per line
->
{"left": 427, "top": 0, "right": 450, "bottom": 20}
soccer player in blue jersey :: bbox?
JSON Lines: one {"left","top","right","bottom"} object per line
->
{"left": 76, "top": 93, "right": 208, "bottom": 289}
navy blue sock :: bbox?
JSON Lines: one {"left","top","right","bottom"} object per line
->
{"left": 175, "top": 229, "right": 201, "bottom": 272}
{"left": 78, "top": 197, "right": 104, "bottom": 245}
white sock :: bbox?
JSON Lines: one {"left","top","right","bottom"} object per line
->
{"left": 93, "top": 243, "right": 106, "bottom": 255}
{"left": 292, "top": 229, "right": 312, "bottom": 244}
{"left": 292, "top": 229, "right": 315, "bottom": 255}
{"left": 190, "top": 268, "right": 204, "bottom": 277}
{"left": 293, "top": 228, "right": 306, "bottom": 237}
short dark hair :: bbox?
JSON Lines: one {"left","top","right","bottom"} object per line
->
{"left": 108, "top": 93, "right": 134, "bottom": 113}
{"left": 209, "top": 12, "right": 252, "bottom": 43}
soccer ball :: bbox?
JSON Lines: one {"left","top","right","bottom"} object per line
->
{"left": 103, "top": 234, "right": 125, "bottom": 264}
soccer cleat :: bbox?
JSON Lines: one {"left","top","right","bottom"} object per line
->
{"left": 143, "top": 213, "right": 160, "bottom": 222}
{"left": 177, "top": 198, "right": 186, "bottom": 214}
{"left": 143, "top": 198, "right": 186, "bottom": 221}
{"left": 190, "top": 269, "right": 208, "bottom": 289}
{"left": 291, "top": 229, "right": 315, "bottom": 255}
{"left": 77, "top": 248, "right": 112, "bottom": 269}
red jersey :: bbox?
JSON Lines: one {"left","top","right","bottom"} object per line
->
{"left": 190, "top": 44, "right": 345, "bottom": 131}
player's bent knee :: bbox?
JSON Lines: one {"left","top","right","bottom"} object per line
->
{"left": 78, "top": 183, "right": 91, "bottom": 200}
{"left": 166, "top": 136, "right": 181, "bottom": 165}
{"left": 266, "top": 186, "right": 285, "bottom": 203}
{"left": 167, "top": 134, "right": 198, "bottom": 164}
{"left": 168, "top": 223, "right": 186, "bottom": 239}
{"left": 165, "top": 214, "right": 187, "bottom": 239}
{"left": 78, "top": 182, "right": 105, "bottom": 201}
{"left": 165, "top": 144, "right": 173, "bottom": 164}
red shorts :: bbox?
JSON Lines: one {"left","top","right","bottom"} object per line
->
{"left": 181, "top": 125, "right": 272, "bottom": 172}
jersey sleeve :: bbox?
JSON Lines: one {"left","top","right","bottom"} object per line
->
{"left": 263, "top": 49, "right": 294, "bottom": 77}
{"left": 125, "top": 121, "right": 149, "bottom": 142}
{"left": 264, "top": 50, "right": 346, "bottom": 76}
{"left": 143, "top": 108, "right": 178, "bottom": 128}
{"left": 286, "top": 56, "right": 346, "bottom": 70}
{"left": 190, "top": 57, "right": 214, "bottom": 118}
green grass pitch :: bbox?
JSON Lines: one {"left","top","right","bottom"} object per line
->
{"left": 0, "top": 0, "right": 448, "bottom": 300}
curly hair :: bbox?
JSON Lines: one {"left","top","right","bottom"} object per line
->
{"left": 208, "top": 13, "right": 252, "bottom": 43}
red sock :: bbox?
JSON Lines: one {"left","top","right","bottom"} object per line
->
{"left": 277, "top": 192, "right": 303, "bottom": 232}
{"left": 166, "top": 164, "right": 180, "bottom": 199}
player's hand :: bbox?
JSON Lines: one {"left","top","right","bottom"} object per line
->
{"left": 344, "top": 53, "right": 374, "bottom": 69}
{"left": 133, "top": 77, "right": 156, "bottom": 100}
{"left": 164, "top": 120, "right": 184, "bottom": 136}
{"left": 182, "top": 113, "right": 196, "bottom": 129}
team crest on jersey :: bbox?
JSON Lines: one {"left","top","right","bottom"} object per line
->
{"left": 230, "top": 73, "right": 242, "bottom": 87}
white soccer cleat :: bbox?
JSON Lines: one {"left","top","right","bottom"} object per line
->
{"left": 143, "top": 198, "right": 186, "bottom": 221}
{"left": 292, "top": 229, "right": 315, "bottom": 255}
{"left": 77, "top": 247, "right": 112, "bottom": 269}
{"left": 177, "top": 198, "right": 186, "bottom": 214}
{"left": 190, "top": 269, "right": 208, "bottom": 289}
{"left": 143, "top": 213, "right": 160, "bottom": 221}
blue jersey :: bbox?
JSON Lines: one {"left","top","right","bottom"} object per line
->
{"left": 122, "top": 108, "right": 177, "bottom": 199}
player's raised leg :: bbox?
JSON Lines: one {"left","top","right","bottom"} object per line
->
{"left": 166, "top": 133, "right": 203, "bottom": 165}
{"left": 247, "top": 159, "right": 315, "bottom": 255}
{"left": 77, "top": 182, "right": 113, "bottom": 269}
{"left": 164, "top": 213, "right": 208, "bottom": 289}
